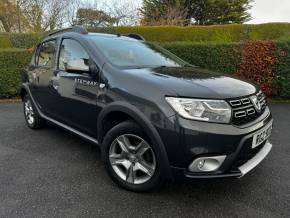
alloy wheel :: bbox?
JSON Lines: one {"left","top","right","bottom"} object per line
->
{"left": 109, "top": 134, "right": 156, "bottom": 185}
{"left": 24, "top": 99, "right": 35, "bottom": 125}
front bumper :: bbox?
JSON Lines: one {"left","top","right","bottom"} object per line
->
{"left": 180, "top": 140, "right": 272, "bottom": 179}
{"left": 159, "top": 107, "right": 273, "bottom": 180}
{"left": 238, "top": 140, "right": 272, "bottom": 177}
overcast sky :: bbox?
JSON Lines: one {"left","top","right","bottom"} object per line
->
{"left": 248, "top": 0, "right": 290, "bottom": 23}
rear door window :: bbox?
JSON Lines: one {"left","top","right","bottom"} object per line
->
{"left": 37, "top": 40, "right": 57, "bottom": 68}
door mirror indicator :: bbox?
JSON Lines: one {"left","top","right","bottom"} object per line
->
{"left": 65, "top": 59, "right": 89, "bottom": 73}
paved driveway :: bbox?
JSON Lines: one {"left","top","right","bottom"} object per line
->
{"left": 0, "top": 103, "right": 289, "bottom": 218}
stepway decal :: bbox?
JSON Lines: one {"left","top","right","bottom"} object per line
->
{"left": 75, "top": 78, "right": 98, "bottom": 87}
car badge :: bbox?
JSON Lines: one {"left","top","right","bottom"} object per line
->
{"left": 250, "top": 95, "right": 261, "bottom": 112}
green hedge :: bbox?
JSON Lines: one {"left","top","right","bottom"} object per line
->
{"left": 0, "top": 49, "right": 32, "bottom": 98}
{"left": 1, "top": 23, "right": 290, "bottom": 48}
{"left": 273, "top": 41, "right": 290, "bottom": 98}
{"left": 92, "top": 23, "right": 290, "bottom": 43}
{"left": 9, "top": 33, "right": 45, "bottom": 48}
{"left": 0, "top": 36, "right": 290, "bottom": 99}
{"left": 0, "top": 35, "right": 12, "bottom": 48}
{"left": 161, "top": 41, "right": 290, "bottom": 98}
{"left": 161, "top": 42, "right": 241, "bottom": 74}
{"left": 0, "top": 33, "right": 44, "bottom": 49}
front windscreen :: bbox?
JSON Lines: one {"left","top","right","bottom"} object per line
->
{"left": 89, "top": 36, "right": 190, "bottom": 68}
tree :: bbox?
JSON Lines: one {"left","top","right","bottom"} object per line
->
{"left": 140, "top": 0, "right": 188, "bottom": 26}
{"left": 103, "top": 0, "right": 140, "bottom": 26}
{"left": 66, "top": 0, "right": 82, "bottom": 26}
{"left": 140, "top": 0, "right": 253, "bottom": 26}
{"left": 72, "top": 0, "right": 140, "bottom": 27}
{"left": 75, "top": 8, "right": 116, "bottom": 28}
{"left": 187, "top": 0, "right": 253, "bottom": 25}
{"left": 0, "top": 0, "right": 140, "bottom": 32}
{"left": 184, "top": 0, "right": 209, "bottom": 25}
{"left": 20, "top": 0, "right": 74, "bottom": 32}
{"left": 0, "top": 0, "right": 18, "bottom": 32}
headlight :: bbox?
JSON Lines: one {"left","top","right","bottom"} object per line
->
{"left": 165, "top": 97, "right": 232, "bottom": 123}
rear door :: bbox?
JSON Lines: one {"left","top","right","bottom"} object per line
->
{"left": 28, "top": 39, "right": 58, "bottom": 114}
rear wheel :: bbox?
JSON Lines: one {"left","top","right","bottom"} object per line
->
{"left": 23, "top": 95, "right": 45, "bottom": 129}
{"left": 102, "top": 121, "right": 162, "bottom": 192}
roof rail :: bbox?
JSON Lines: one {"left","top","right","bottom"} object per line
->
{"left": 122, "top": 33, "right": 145, "bottom": 41}
{"left": 48, "top": 26, "right": 88, "bottom": 36}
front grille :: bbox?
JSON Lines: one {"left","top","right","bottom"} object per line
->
{"left": 228, "top": 91, "right": 267, "bottom": 126}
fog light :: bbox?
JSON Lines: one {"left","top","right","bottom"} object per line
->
{"left": 188, "top": 155, "right": 227, "bottom": 172}
{"left": 197, "top": 160, "right": 205, "bottom": 169}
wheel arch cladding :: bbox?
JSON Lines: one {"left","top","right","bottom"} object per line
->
{"left": 97, "top": 101, "right": 173, "bottom": 180}
{"left": 20, "top": 86, "right": 28, "bottom": 101}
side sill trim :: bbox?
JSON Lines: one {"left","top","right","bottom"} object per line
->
{"left": 42, "top": 114, "right": 99, "bottom": 146}
{"left": 238, "top": 141, "right": 272, "bottom": 177}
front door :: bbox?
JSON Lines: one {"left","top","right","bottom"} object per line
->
{"left": 50, "top": 38, "right": 100, "bottom": 136}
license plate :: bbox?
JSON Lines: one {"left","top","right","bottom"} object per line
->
{"left": 252, "top": 122, "right": 273, "bottom": 149}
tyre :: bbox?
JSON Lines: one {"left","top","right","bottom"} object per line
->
{"left": 102, "top": 120, "right": 162, "bottom": 192}
{"left": 23, "top": 94, "right": 45, "bottom": 129}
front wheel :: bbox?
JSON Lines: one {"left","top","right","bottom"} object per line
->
{"left": 102, "top": 121, "right": 162, "bottom": 192}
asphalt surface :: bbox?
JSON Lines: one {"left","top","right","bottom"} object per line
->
{"left": 0, "top": 103, "right": 289, "bottom": 218}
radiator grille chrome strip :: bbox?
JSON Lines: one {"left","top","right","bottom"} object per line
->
{"left": 229, "top": 91, "right": 268, "bottom": 125}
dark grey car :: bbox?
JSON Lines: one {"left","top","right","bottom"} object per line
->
{"left": 21, "top": 26, "right": 273, "bottom": 192}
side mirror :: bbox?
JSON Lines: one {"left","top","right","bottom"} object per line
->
{"left": 65, "top": 59, "right": 89, "bottom": 73}
{"left": 89, "top": 59, "right": 100, "bottom": 80}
